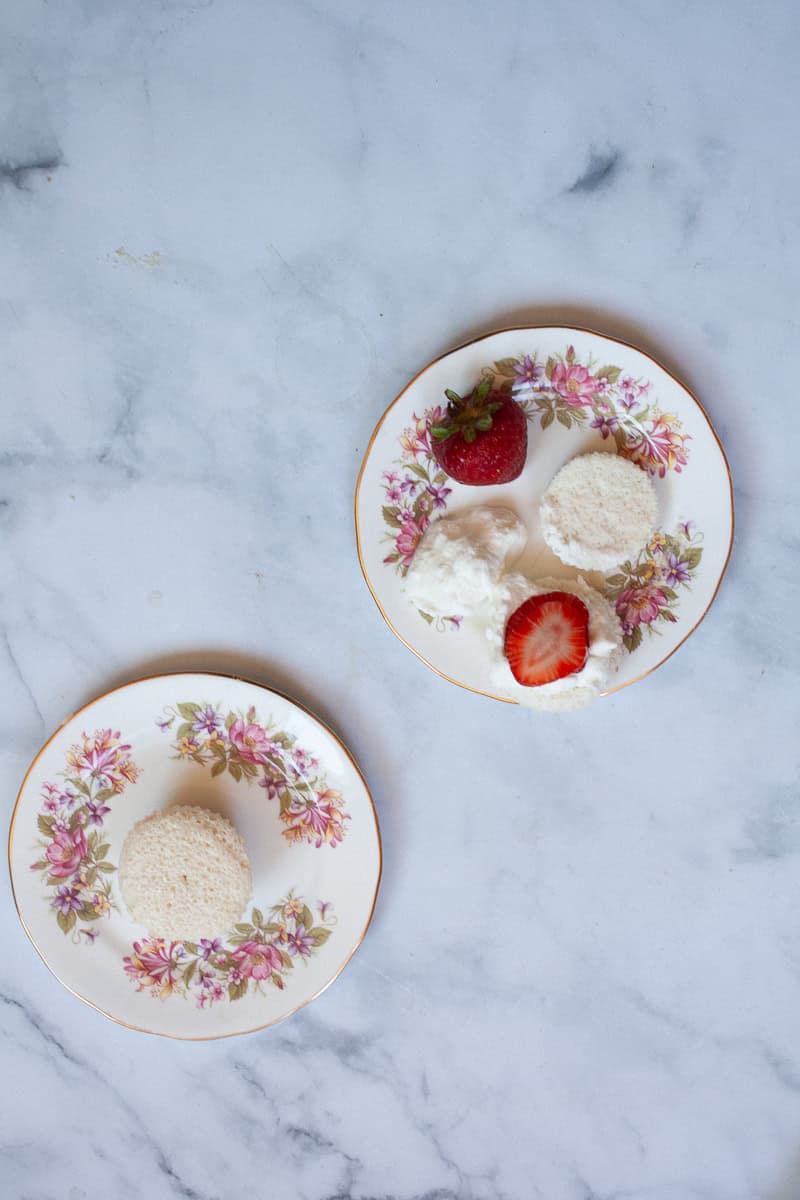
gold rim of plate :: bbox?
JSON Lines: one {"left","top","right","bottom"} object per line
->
{"left": 8, "top": 670, "right": 383, "bottom": 1040}
{"left": 355, "top": 324, "right": 734, "bottom": 702}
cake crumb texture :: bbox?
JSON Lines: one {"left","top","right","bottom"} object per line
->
{"left": 119, "top": 805, "right": 252, "bottom": 941}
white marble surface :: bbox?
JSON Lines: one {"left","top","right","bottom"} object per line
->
{"left": 1, "top": 1, "right": 798, "bottom": 1197}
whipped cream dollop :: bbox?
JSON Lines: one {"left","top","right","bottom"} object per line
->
{"left": 403, "top": 506, "right": 526, "bottom": 618}
{"left": 403, "top": 504, "right": 623, "bottom": 710}
{"left": 485, "top": 574, "right": 623, "bottom": 710}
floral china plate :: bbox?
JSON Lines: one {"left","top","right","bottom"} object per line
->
{"left": 356, "top": 327, "right": 733, "bottom": 701}
{"left": 8, "top": 673, "right": 381, "bottom": 1038}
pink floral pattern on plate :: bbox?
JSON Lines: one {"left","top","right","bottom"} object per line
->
{"left": 123, "top": 894, "right": 336, "bottom": 1005}
{"left": 506, "top": 345, "right": 690, "bottom": 476}
{"left": 29, "top": 729, "right": 141, "bottom": 943}
{"left": 604, "top": 521, "right": 704, "bottom": 652}
{"left": 379, "top": 408, "right": 461, "bottom": 631}
{"left": 379, "top": 343, "right": 698, "bottom": 649}
{"left": 158, "top": 702, "right": 350, "bottom": 848}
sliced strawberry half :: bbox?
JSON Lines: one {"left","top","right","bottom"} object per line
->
{"left": 503, "top": 591, "right": 590, "bottom": 687}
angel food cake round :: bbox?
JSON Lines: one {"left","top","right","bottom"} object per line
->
{"left": 540, "top": 452, "right": 658, "bottom": 571}
{"left": 120, "top": 805, "right": 252, "bottom": 941}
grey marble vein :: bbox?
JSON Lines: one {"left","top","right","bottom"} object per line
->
{"left": 1, "top": 0, "right": 799, "bottom": 1198}
{"left": 567, "top": 150, "right": 623, "bottom": 195}
{"left": 0, "top": 151, "right": 62, "bottom": 191}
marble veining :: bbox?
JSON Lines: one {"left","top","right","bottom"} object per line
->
{"left": 566, "top": 150, "right": 624, "bottom": 196}
{"left": 1, "top": 0, "right": 799, "bottom": 1197}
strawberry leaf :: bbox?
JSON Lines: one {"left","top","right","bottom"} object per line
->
{"left": 474, "top": 377, "right": 493, "bottom": 403}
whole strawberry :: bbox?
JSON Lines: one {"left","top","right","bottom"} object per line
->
{"left": 430, "top": 378, "right": 528, "bottom": 485}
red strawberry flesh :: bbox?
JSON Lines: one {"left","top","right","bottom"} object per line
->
{"left": 503, "top": 592, "right": 590, "bottom": 687}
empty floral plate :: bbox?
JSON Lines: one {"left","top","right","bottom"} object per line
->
{"left": 356, "top": 327, "right": 733, "bottom": 700}
{"left": 9, "top": 673, "right": 381, "bottom": 1038}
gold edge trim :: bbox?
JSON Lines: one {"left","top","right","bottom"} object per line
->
{"left": 8, "top": 670, "right": 383, "bottom": 1040}
{"left": 355, "top": 323, "right": 735, "bottom": 703}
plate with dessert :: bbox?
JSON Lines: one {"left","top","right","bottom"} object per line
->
{"left": 8, "top": 673, "right": 382, "bottom": 1037}
{"left": 356, "top": 327, "right": 733, "bottom": 709}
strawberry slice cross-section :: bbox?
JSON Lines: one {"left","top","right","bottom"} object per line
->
{"left": 503, "top": 591, "right": 590, "bottom": 687}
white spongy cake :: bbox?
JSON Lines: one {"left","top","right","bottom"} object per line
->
{"left": 540, "top": 452, "right": 658, "bottom": 571}
{"left": 403, "top": 506, "right": 526, "bottom": 618}
{"left": 119, "top": 805, "right": 252, "bottom": 941}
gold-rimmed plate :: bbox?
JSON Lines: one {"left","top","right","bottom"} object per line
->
{"left": 9, "top": 672, "right": 381, "bottom": 1038}
{"left": 356, "top": 326, "right": 733, "bottom": 701}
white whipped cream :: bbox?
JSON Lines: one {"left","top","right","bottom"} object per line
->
{"left": 403, "top": 504, "right": 623, "bottom": 709}
{"left": 403, "top": 506, "right": 526, "bottom": 618}
{"left": 486, "top": 574, "right": 622, "bottom": 708}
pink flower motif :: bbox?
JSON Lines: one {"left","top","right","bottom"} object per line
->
{"left": 231, "top": 940, "right": 283, "bottom": 981}
{"left": 625, "top": 414, "right": 690, "bottom": 477}
{"left": 550, "top": 361, "right": 600, "bottom": 406}
{"left": 615, "top": 584, "right": 669, "bottom": 633}
{"left": 123, "top": 939, "right": 183, "bottom": 997}
{"left": 45, "top": 827, "right": 88, "bottom": 878}
{"left": 395, "top": 510, "right": 429, "bottom": 569}
{"left": 291, "top": 746, "right": 319, "bottom": 776}
{"left": 67, "top": 729, "right": 139, "bottom": 791}
{"left": 282, "top": 787, "right": 349, "bottom": 848}
{"left": 229, "top": 719, "right": 273, "bottom": 764}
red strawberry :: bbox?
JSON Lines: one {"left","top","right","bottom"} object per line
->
{"left": 504, "top": 592, "right": 589, "bottom": 687}
{"left": 430, "top": 378, "right": 528, "bottom": 485}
